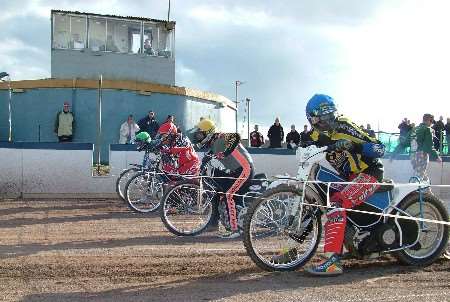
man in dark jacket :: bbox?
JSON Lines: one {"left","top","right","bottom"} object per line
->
{"left": 138, "top": 111, "right": 159, "bottom": 139}
{"left": 286, "top": 124, "right": 300, "bottom": 149}
{"left": 432, "top": 116, "right": 445, "bottom": 151}
{"left": 300, "top": 125, "right": 312, "bottom": 147}
{"left": 267, "top": 117, "right": 284, "bottom": 148}
{"left": 398, "top": 118, "right": 410, "bottom": 138}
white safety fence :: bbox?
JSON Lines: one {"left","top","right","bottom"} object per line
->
{"left": 148, "top": 171, "right": 450, "bottom": 226}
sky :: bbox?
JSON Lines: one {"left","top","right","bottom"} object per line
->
{"left": 1, "top": 0, "right": 450, "bottom": 134}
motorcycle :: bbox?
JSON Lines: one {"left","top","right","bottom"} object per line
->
{"left": 243, "top": 144, "right": 449, "bottom": 271}
{"left": 160, "top": 154, "right": 269, "bottom": 236}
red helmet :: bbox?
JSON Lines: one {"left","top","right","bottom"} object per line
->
{"left": 158, "top": 122, "right": 177, "bottom": 135}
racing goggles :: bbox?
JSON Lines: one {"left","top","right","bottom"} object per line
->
{"left": 310, "top": 112, "right": 334, "bottom": 124}
{"left": 309, "top": 112, "right": 336, "bottom": 130}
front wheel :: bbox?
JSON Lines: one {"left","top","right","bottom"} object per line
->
{"left": 243, "top": 184, "right": 322, "bottom": 271}
{"left": 445, "top": 245, "right": 450, "bottom": 260}
{"left": 160, "top": 180, "right": 216, "bottom": 236}
{"left": 124, "top": 171, "right": 164, "bottom": 213}
{"left": 394, "top": 193, "right": 449, "bottom": 266}
{"left": 116, "top": 167, "right": 139, "bottom": 201}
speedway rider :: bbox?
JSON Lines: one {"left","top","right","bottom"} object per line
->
{"left": 276, "top": 94, "right": 385, "bottom": 276}
{"left": 191, "top": 118, "right": 255, "bottom": 239}
{"left": 156, "top": 121, "right": 200, "bottom": 176}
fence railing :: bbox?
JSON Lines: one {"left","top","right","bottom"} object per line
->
{"left": 376, "top": 131, "right": 449, "bottom": 155}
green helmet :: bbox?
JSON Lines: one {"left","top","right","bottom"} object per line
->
{"left": 135, "top": 131, "right": 151, "bottom": 142}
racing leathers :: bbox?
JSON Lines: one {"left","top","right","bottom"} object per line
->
{"left": 160, "top": 134, "right": 200, "bottom": 176}
{"left": 205, "top": 133, "right": 255, "bottom": 231}
{"left": 310, "top": 116, "right": 385, "bottom": 254}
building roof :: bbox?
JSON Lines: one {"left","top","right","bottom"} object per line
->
{"left": 0, "top": 78, "right": 235, "bottom": 109}
{"left": 51, "top": 9, "right": 176, "bottom": 25}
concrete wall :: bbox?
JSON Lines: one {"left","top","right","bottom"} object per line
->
{"left": 51, "top": 49, "right": 175, "bottom": 85}
{"left": 1, "top": 144, "right": 448, "bottom": 201}
{"left": 0, "top": 88, "right": 233, "bottom": 162}
{"left": 0, "top": 143, "right": 113, "bottom": 198}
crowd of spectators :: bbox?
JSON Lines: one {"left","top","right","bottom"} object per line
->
{"left": 250, "top": 117, "right": 313, "bottom": 149}
{"left": 53, "top": 101, "right": 449, "bottom": 157}
{"left": 392, "top": 116, "right": 450, "bottom": 156}
{"left": 249, "top": 115, "right": 449, "bottom": 155}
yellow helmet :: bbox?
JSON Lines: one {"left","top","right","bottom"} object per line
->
{"left": 191, "top": 119, "right": 217, "bottom": 146}
{"left": 196, "top": 119, "right": 216, "bottom": 134}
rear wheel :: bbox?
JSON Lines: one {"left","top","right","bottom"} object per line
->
{"left": 160, "top": 180, "right": 216, "bottom": 236}
{"left": 394, "top": 193, "right": 449, "bottom": 266}
{"left": 116, "top": 167, "right": 139, "bottom": 201}
{"left": 124, "top": 171, "right": 164, "bottom": 213}
{"left": 243, "top": 184, "right": 322, "bottom": 271}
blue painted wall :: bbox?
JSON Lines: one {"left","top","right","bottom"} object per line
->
{"left": 0, "top": 90, "right": 9, "bottom": 142}
{"left": 0, "top": 88, "right": 233, "bottom": 163}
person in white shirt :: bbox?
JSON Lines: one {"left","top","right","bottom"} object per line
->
{"left": 119, "top": 115, "right": 140, "bottom": 144}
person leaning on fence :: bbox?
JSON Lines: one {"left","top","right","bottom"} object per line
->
{"left": 138, "top": 110, "right": 159, "bottom": 139}
{"left": 300, "top": 125, "right": 312, "bottom": 147}
{"left": 119, "top": 115, "right": 140, "bottom": 144}
{"left": 267, "top": 117, "right": 284, "bottom": 148}
{"left": 54, "top": 101, "right": 75, "bottom": 142}
{"left": 390, "top": 123, "right": 416, "bottom": 161}
{"left": 286, "top": 124, "right": 300, "bottom": 149}
{"left": 250, "top": 125, "right": 264, "bottom": 147}
{"left": 410, "top": 113, "right": 442, "bottom": 183}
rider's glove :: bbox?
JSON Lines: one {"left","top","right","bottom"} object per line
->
{"left": 334, "top": 139, "right": 353, "bottom": 151}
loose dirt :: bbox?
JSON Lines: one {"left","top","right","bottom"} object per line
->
{"left": 0, "top": 200, "right": 448, "bottom": 302}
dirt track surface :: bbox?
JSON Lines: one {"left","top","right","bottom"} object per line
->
{"left": 0, "top": 200, "right": 448, "bottom": 302}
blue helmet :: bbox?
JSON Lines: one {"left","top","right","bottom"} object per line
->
{"left": 306, "top": 94, "right": 338, "bottom": 131}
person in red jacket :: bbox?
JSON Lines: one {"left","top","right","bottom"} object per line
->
{"left": 157, "top": 122, "right": 200, "bottom": 176}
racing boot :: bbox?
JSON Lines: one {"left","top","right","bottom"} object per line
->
{"left": 304, "top": 253, "right": 343, "bottom": 276}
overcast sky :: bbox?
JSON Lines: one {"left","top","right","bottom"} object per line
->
{"left": 1, "top": 0, "right": 450, "bottom": 133}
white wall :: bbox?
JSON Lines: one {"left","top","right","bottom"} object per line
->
{"left": 1, "top": 147, "right": 449, "bottom": 201}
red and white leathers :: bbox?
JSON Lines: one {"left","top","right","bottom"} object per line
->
{"left": 324, "top": 173, "right": 380, "bottom": 254}
{"left": 160, "top": 134, "right": 200, "bottom": 176}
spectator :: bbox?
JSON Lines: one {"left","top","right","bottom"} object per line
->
{"left": 445, "top": 118, "right": 450, "bottom": 155}
{"left": 398, "top": 118, "right": 410, "bottom": 138}
{"left": 119, "top": 115, "right": 140, "bottom": 144}
{"left": 250, "top": 125, "right": 264, "bottom": 148}
{"left": 143, "top": 38, "right": 156, "bottom": 55}
{"left": 300, "top": 125, "right": 312, "bottom": 147}
{"left": 267, "top": 117, "right": 284, "bottom": 148}
{"left": 432, "top": 115, "right": 445, "bottom": 151}
{"left": 166, "top": 115, "right": 175, "bottom": 123}
{"left": 411, "top": 113, "right": 442, "bottom": 183}
{"left": 366, "top": 124, "right": 376, "bottom": 138}
{"left": 138, "top": 111, "right": 159, "bottom": 139}
{"left": 286, "top": 124, "right": 300, "bottom": 149}
{"left": 54, "top": 101, "right": 75, "bottom": 142}
{"left": 394, "top": 118, "right": 412, "bottom": 155}
{"left": 390, "top": 122, "right": 416, "bottom": 161}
